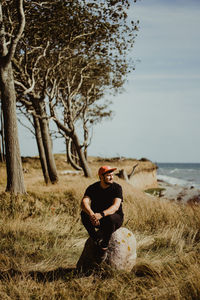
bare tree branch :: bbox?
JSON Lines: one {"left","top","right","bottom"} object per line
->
{"left": 25, "top": 41, "right": 49, "bottom": 95}
{"left": 6, "top": 0, "right": 25, "bottom": 63}
{"left": 71, "top": 31, "right": 95, "bottom": 44}
{"left": 49, "top": 104, "right": 72, "bottom": 137}
{"left": 25, "top": 1, "right": 53, "bottom": 8}
{"left": 17, "top": 110, "right": 35, "bottom": 136}
{"left": 15, "top": 80, "right": 28, "bottom": 92}
{"left": 128, "top": 164, "right": 138, "bottom": 179}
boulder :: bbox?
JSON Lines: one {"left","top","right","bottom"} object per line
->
{"left": 76, "top": 227, "right": 137, "bottom": 273}
{"left": 106, "top": 227, "right": 137, "bottom": 271}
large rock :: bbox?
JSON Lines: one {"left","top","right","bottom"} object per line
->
{"left": 106, "top": 227, "right": 137, "bottom": 271}
{"left": 76, "top": 227, "right": 137, "bottom": 273}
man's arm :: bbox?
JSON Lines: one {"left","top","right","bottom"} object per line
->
{"left": 81, "top": 196, "right": 94, "bottom": 216}
{"left": 94, "top": 198, "right": 122, "bottom": 220}
{"left": 81, "top": 196, "right": 100, "bottom": 226}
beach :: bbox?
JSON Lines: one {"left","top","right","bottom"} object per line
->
{"left": 155, "top": 162, "right": 200, "bottom": 204}
{"left": 158, "top": 180, "right": 200, "bottom": 204}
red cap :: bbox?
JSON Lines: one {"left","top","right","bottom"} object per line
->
{"left": 98, "top": 166, "right": 117, "bottom": 176}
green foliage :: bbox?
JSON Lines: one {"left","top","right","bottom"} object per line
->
{"left": 13, "top": 0, "right": 139, "bottom": 150}
{"left": 145, "top": 187, "right": 166, "bottom": 197}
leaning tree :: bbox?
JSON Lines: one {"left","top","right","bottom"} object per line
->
{"left": 0, "top": 0, "right": 26, "bottom": 193}
{"left": 0, "top": 101, "right": 5, "bottom": 162}
{"left": 13, "top": 0, "right": 139, "bottom": 177}
{"left": 13, "top": 38, "right": 59, "bottom": 184}
{"left": 45, "top": 0, "right": 138, "bottom": 176}
{"left": 46, "top": 54, "right": 117, "bottom": 177}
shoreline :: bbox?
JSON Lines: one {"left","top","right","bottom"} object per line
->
{"left": 158, "top": 180, "right": 200, "bottom": 204}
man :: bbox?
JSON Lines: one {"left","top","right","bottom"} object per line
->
{"left": 81, "top": 165, "right": 124, "bottom": 252}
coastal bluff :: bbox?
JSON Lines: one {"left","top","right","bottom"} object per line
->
{"left": 115, "top": 158, "right": 158, "bottom": 189}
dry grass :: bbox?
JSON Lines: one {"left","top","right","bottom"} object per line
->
{"left": 0, "top": 155, "right": 200, "bottom": 299}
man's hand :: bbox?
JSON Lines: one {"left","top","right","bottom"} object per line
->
{"left": 94, "top": 213, "right": 103, "bottom": 221}
{"left": 89, "top": 213, "right": 102, "bottom": 226}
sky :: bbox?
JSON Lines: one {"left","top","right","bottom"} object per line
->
{"left": 19, "top": 0, "right": 200, "bottom": 163}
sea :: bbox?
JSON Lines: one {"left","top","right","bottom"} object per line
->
{"left": 156, "top": 163, "right": 200, "bottom": 189}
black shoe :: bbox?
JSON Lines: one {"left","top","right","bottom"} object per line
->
{"left": 95, "top": 245, "right": 108, "bottom": 264}
{"left": 99, "top": 240, "right": 108, "bottom": 250}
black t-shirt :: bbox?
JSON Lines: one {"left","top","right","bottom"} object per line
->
{"left": 84, "top": 182, "right": 124, "bottom": 217}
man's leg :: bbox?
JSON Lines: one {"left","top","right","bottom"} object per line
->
{"left": 99, "top": 213, "right": 123, "bottom": 249}
{"left": 81, "top": 211, "right": 108, "bottom": 263}
{"left": 81, "top": 211, "right": 99, "bottom": 241}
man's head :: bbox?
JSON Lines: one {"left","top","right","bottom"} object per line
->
{"left": 98, "top": 166, "right": 117, "bottom": 187}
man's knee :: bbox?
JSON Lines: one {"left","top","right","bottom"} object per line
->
{"left": 102, "top": 213, "right": 123, "bottom": 228}
{"left": 81, "top": 211, "right": 90, "bottom": 225}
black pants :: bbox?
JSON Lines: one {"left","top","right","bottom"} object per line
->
{"left": 81, "top": 211, "right": 123, "bottom": 248}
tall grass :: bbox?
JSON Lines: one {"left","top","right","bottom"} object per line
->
{"left": 0, "top": 156, "right": 200, "bottom": 299}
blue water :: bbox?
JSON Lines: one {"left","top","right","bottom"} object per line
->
{"left": 156, "top": 163, "right": 200, "bottom": 189}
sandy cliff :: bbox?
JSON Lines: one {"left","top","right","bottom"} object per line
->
{"left": 115, "top": 159, "right": 158, "bottom": 190}
{"left": 129, "top": 168, "right": 158, "bottom": 189}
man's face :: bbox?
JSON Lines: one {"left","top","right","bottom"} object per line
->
{"left": 102, "top": 171, "right": 114, "bottom": 185}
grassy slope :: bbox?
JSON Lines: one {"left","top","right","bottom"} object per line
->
{"left": 0, "top": 155, "right": 200, "bottom": 300}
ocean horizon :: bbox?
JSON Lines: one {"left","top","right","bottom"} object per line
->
{"left": 156, "top": 162, "right": 200, "bottom": 189}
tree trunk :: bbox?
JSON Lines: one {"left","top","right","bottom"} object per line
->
{"left": 37, "top": 101, "right": 58, "bottom": 183}
{"left": 51, "top": 116, "right": 92, "bottom": 177}
{"left": 65, "top": 138, "right": 69, "bottom": 163}
{"left": 72, "top": 133, "right": 92, "bottom": 177}
{"left": 33, "top": 115, "right": 50, "bottom": 184}
{"left": 0, "top": 138, "right": 3, "bottom": 162}
{"left": 66, "top": 138, "right": 82, "bottom": 171}
{"left": 84, "top": 147, "right": 88, "bottom": 161}
{"left": 0, "top": 108, "right": 5, "bottom": 162}
{"left": 0, "top": 63, "right": 26, "bottom": 193}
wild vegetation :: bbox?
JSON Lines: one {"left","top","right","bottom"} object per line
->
{"left": 0, "top": 155, "right": 200, "bottom": 299}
